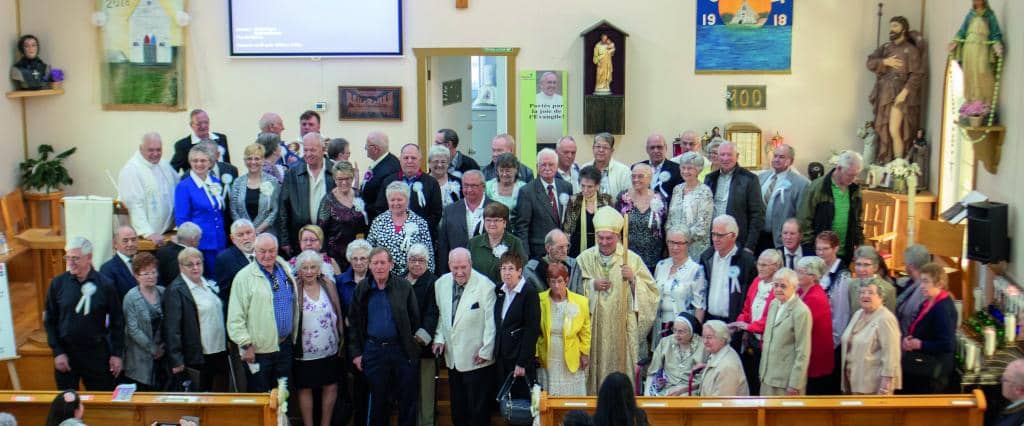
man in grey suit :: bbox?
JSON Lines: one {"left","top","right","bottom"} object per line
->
{"left": 276, "top": 132, "right": 335, "bottom": 256}
{"left": 437, "top": 170, "right": 490, "bottom": 275}
{"left": 757, "top": 144, "right": 810, "bottom": 253}
{"left": 515, "top": 149, "right": 573, "bottom": 259}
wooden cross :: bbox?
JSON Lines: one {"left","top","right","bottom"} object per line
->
{"left": 456, "top": 0, "right": 468, "bottom": 9}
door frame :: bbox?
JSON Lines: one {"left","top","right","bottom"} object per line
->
{"left": 413, "top": 48, "right": 520, "bottom": 166}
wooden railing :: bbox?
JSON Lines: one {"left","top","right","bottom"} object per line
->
{"left": 0, "top": 391, "right": 278, "bottom": 426}
{"left": 539, "top": 389, "right": 986, "bottom": 426}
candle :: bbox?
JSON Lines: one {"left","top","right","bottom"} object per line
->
{"left": 984, "top": 326, "right": 997, "bottom": 356}
{"left": 1007, "top": 314, "right": 1017, "bottom": 343}
{"left": 965, "top": 342, "right": 978, "bottom": 372}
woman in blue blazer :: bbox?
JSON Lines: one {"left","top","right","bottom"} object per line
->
{"left": 900, "top": 263, "right": 957, "bottom": 394}
{"left": 174, "top": 145, "right": 227, "bottom": 278}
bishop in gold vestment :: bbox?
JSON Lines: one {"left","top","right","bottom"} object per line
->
{"left": 577, "top": 206, "right": 659, "bottom": 394}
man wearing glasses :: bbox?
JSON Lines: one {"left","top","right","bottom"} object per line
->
{"left": 44, "top": 237, "right": 124, "bottom": 391}
{"left": 582, "top": 132, "right": 630, "bottom": 197}
{"left": 699, "top": 215, "right": 757, "bottom": 330}
{"left": 227, "top": 233, "right": 300, "bottom": 393}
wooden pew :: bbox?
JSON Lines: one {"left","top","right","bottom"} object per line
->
{"left": 0, "top": 391, "right": 278, "bottom": 426}
{"left": 539, "top": 389, "right": 986, "bottom": 426}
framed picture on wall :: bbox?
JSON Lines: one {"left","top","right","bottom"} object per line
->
{"left": 695, "top": 0, "right": 793, "bottom": 74}
{"left": 338, "top": 86, "right": 402, "bottom": 121}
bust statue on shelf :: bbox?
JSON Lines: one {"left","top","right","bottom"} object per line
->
{"left": 10, "top": 34, "right": 51, "bottom": 90}
{"left": 592, "top": 34, "right": 615, "bottom": 95}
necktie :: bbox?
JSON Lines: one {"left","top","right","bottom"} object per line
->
{"left": 787, "top": 253, "right": 794, "bottom": 269}
{"left": 764, "top": 174, "right": 778, "bottom": 204}
{"left": 547, "top": 184, "right": 559, "bottom": 219}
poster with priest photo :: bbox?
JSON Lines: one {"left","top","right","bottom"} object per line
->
{"left": 520, "top": 70, "right": 568, "bottom": 166}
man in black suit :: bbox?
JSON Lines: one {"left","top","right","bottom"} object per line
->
{"left": 481, "top": 134, "right": 534, "bottom": 183}
{"left": 361, "top": 131, "right": 401, "bottom": 220}
{"left": 435, "top": 128, "right": 479, "bottom": 177}
{"left": 638, "top": 133, "right": 682, "bottom": 200}
{"left": 515, "top": 148, "right": 572, "bottom": 259}
{"left": 374, "top": 144, "right": 443, "bottom": 240}
{"left": 492, "top": 251, "right": 540, "bottom": 399}
{"left": 99, "top": 225, "right": 139, "bottom": 299}
{"left": 156, "top": 222, "right": 202, "bottom": 287}
{"left": 277, "top": 132, "right": 335, "bottom": 256}
{"left": 777, "top": 219, "right": 814, "bottom": 270}
{"left": 699, "top": 215, "right": 757, "bottom": 325}
{"left": 704, "top": 141, "right": 766, "bottom": 253}
{"left": 215, "top": 219, "right": 257, "bottom": 307}
{"left": 171, "top": 109, "right": 230, "bottom": 173}
{"left": 437, "top": 170, "right": 490, "bottom": 275}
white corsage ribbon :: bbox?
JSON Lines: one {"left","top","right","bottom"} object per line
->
{"left": 412, "top": 181, "right": 425, "bottom": 208}
{"left": 728, "top": 266, "right": 741, "bottom": 293}
{"left": 353, "top": 198, "right": 368, "bottom": 224}
{"left": 75, "top": 282, "right": 97, "bottom": 315}
{"left": 403, "top": 222, "right": 420, "bottom": 251}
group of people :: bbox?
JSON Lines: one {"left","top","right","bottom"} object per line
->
{"left": 44, "top": 110, "right": 971, "bottom": 426}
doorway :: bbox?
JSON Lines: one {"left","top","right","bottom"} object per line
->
{"left": 414, "top": 48, "right": 519, "bottom": 168}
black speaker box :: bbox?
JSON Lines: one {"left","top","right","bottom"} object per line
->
{"left": 967, "top": 201, "right": 1009, "bottom": 263}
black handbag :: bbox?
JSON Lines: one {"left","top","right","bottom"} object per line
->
{"left": 496, "top": 372, "right": 535, "bottom": 425}
{"left": 902, "top": 351, "right": 943, "bottom": 380}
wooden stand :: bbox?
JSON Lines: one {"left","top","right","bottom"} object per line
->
{"left": 23, "top": 191, "right": 64, "bottom": 235}
{"left": 583, "top": 95, "right": 624, "bottom": 135}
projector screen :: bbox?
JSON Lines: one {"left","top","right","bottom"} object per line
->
{"left": 228, "top": 0, "right": 403, "bottom": 56}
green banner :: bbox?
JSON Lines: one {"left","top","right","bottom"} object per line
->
{"left": 519, "top": 70, "right": 568, "bottom": 171}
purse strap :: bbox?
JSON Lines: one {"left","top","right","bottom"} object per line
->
{"left": 497, "top": 372, "right": 535, "bottom": 402}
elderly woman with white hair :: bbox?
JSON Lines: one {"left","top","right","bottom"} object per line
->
{"left": 759, "top": 268, "right": 812, "bottom": 396}
{"left": 651, "top": 227, "right": 706, "bottom": 348}
{"left": 666, "top": 151, "right": 714, "bottom": 260}
{"left": 795, "top": 256, "right": 835, "bottom": 395}
{"left": 366, "top": 181, "right": 435, "bottom": 276}
{"left": 730, "top": 248, "right": 783, "bottom": 396}
{"left": 895, "top": 244, "right": 932, "bottom": 335}
{"left": 615, "top": 162, "right": 667, "bottom": 271}
{"left": 336, "top": 239, "right": 371, "bottom": 316}
{"left": 646, "top": 312, "right": 705, "bottom": 396}
{"left": 841, "top": 279, "right": 901, "bottom": 395}
{"left": 293, "top": 250, "right": 344, "bottom": 426}
{"left": 174, "top": 144, "right": 227, "bottom": 278}
{"left": 699, "top": 320, "right": 749, "bottom": 396}
{"left": 427, "top": 145, "right": 462, "bottom": 207}
{"left": 847, "top": 245, "right": 896, "bottom": 314}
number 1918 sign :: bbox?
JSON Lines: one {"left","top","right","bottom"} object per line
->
{"left": 726, "top": 85, "right": 767, "bottom": 110}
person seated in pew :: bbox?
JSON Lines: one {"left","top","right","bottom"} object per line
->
{"left": 645, "top": 313, "right": 704, "bottom": 396}
{"left": 156, "top": 222, "right": 201, "bottom": 287}
{"left": 122, "top": 252, "right": 166, "bottom": 391}
{"left": 45, "top": 237, "right": 124, "bottom": 392}
{"left": 99, "top": 225, "right": 140, "bottom": 299}
{"left": 698, "top": 320, "right": 749, "bottom": 397}
{"left": 118, "top": 132, "right": 178, "bottom": 247}
{"left": 45, "top": 390, "right": 84, "bottom": 426}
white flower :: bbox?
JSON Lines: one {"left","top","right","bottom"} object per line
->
{"left": 657, "top": 171, "right": 670, "bottom": 184}
{"left": 259, "top": 181, "right": 274, "bottom": 196}
{"left": 353, "top": 197, "right": 365, "bottom": 212}
{"left": 91, "top": 11, "right": 107, "bottom": 27}
{"left": 728, "top": 266, "right": 740, "bottom": 279}
{"left": 412, "top": 181, "right": 425, "bottom": 207}
{"left": 405, "top": 222, "right": 420, "bottom": 236}
{"left": 493, "top": 243, "right": 509, "bottom": 258}
{"left": 412, "top": 181, "right": 423, "bottom": 193}
{"left": 566, "top": 303, "right": 580, "bottom": 319}
{"left": 221, "top": 173, "right": 233, "bottom": 186}
{"left": 208, "top": 183, "right": 222, "bottom": 197}
{"left": 650, "top": 197, "right": 664, "bottom": 212}
{"left": 449, "top": 180, "right": 461, "bottom": 195}
{"left": 175, "top": 11, "right": 191, "bottom": 27}
{"left": 559, "top": 193, "right": 570, "bottom": 206}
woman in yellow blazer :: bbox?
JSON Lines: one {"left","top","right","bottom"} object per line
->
{"left": 537, "top": 262, "right": 591, "bottom": 396}
{"left": 841, "top": 281, "right": 902, "bottom": 394}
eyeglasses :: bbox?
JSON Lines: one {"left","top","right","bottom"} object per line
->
{"left": 64, "top": 255, "right": 84, "bottom": 263}
{"left": 667, "top": 240, "right": 689, "bottom": 246}
{"left": 710, "top": 232, "right": 735, "bottom": 239}
{"left": 181, "top": 262, "right": 203, "bottom": 269}
{"left": 408, "top": 257, "right": 427, "bottom": 264}
{"left": 771, "top": 282, "right": 789, "bottom": 289}
{"left": 137, "top": 271, "right": 158, "bottom": 278}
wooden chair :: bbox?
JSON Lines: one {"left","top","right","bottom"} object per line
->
{"left": 861, "top": 190, "right": 898, "bottom": 272}
{"left": 0, "top": 189, "right": 30, "bottom": 235}
{"left": 916, "top": 218, "right": 967, "bottom": 300}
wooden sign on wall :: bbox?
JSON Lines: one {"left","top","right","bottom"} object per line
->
{"left": 726, "top": 85, "right": 767, "bottom": 110}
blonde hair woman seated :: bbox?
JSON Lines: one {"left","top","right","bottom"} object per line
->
{"left": 698, "top": 320, "right": 749, "bottom": 396}
{"left": 645, "top": 312, "right": 704, "bottom": 396}
{"left": 841, "top": 280, "right": 901, "bottom": 395}
{"left": 537, "top": 262, "right": 591, "bottom": 396}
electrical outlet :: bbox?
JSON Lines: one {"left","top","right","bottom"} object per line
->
{"left": 314, "top": 101, "right": 328, "bottom": 113}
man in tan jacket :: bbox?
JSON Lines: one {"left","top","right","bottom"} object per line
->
{"left": 759, "top": 268, "right": 812, "bottom": 396}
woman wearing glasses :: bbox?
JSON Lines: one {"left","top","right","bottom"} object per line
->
{"left": 651, "top": 227, "right": 706, "bottom": 349}
{"left": 163, "top": 247, "right": 229, "bottom": 391}
{"left": 122, "top": 252, "right": 165, "bottom": 390}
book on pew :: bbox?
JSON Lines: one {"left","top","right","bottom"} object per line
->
{"left": 112, "top": 383, "right": 136, "bottom": 401}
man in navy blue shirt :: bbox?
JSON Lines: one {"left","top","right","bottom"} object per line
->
{"left": 348, "top": 248, "right": 420, "bottom": 426}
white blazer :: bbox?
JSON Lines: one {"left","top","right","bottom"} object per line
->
{"left": 433, "top": 270, "right": 497, "bottom": 372}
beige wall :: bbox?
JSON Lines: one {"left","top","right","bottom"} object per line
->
{"left": 0, "top": 0, "right": 24, "bottom": 193}
{"left": 925, "top": 0, "right": 1023, "bottom": 280}
{"left": 429, "top": 56, "right": 472, "bottom": 151}
{"left": 15, "top": 0, "right": 923, "bottom": 199}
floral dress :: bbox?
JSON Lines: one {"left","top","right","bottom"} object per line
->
{"left": 616, "top": 191, "right": 667, "bottom": 272}
{"left": 366, "top": 211, "right": 435, "bottom": 276}
{"left": 300, "top": 289, "right": 339, "bottom": 360}
{"left": 317, "top": 194, "right": 369, "bottom": 270}
{"left": 666, "top": 183, "right": 714, "bottom": 260}
{"left": 651, "top": 258, "right": 706, "bottom": 347}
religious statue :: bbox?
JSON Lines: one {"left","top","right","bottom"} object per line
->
{"left": 856, "top": 120, "right": 878, "bottom": 167}
{"left": 10, "top": 34, "right": 51, "bottom": 90}
{"left": 593, "top": 34, "right": 615, "bottom": 95}
{"left": 867, "top": 16, "right": 927, "bottom": 164}
{"left": 948, "top": 0, "right": 1004, "bottom": 106}
{"left": 905, "top": 129, "right": 929, "bottom": 190}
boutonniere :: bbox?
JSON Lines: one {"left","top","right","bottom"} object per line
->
{"left": 657, "top": 171, "right": 670, "bottom": 185}
{"left": 493, "top": 243, "right": 509, "bottom": 258}
{"left": 559, "top": 193, "right": 570, "bottom": 206}
{"left": 259, "top": 181, "right": 274, "bottom": 196}
{"left": 412, "top": 181, "right": 425, "bottom": 207}
{"left": 405, "top": 222, "right": 419, "bottom": 236}
{"left": 449, "top": 180, "right": 461, "bottom": 195}
{"left": 650, "top": 197, "right": 664, "bottom": 212}
{"left": 566, "top": 303, "right": 580, "bottom": 319}
{"left": 221, "top": 173, "right": 234, "bottom": 187}
{"left": 206, "top": 279, "right": 220, "bottom": 294}
{"left": 364, "top": 170, "right": 373, "bottom": 182}
{"left": 619, "top": 192, "right": 633, "bottom": 214}
{"left": 648, "top": 196, "right": 665, "bottom": 229}
{"left": 777, "top": 179, "right": 792, "bottom": 191}
{"left": 728, "top": 266, "right": 741, "bottom": 293}
{"left": 353, "top": 198, "right": 368, "bottom": 224}
{"left": 207, "top": 182, "right": 223, "bottom": 197}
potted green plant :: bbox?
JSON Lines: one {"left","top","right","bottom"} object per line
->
{"left": 19, "top": 144, "right": 76, "bottom": 194}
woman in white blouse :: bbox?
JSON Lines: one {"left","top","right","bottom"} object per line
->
{"left": 293, "top": 250, "right": 344, "bottom": 426}
{"left": 163, "top": 247, "right": 228, "bottom": 391}
{"left": 651, "top": 227, "right": 706, "bottom": 348}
